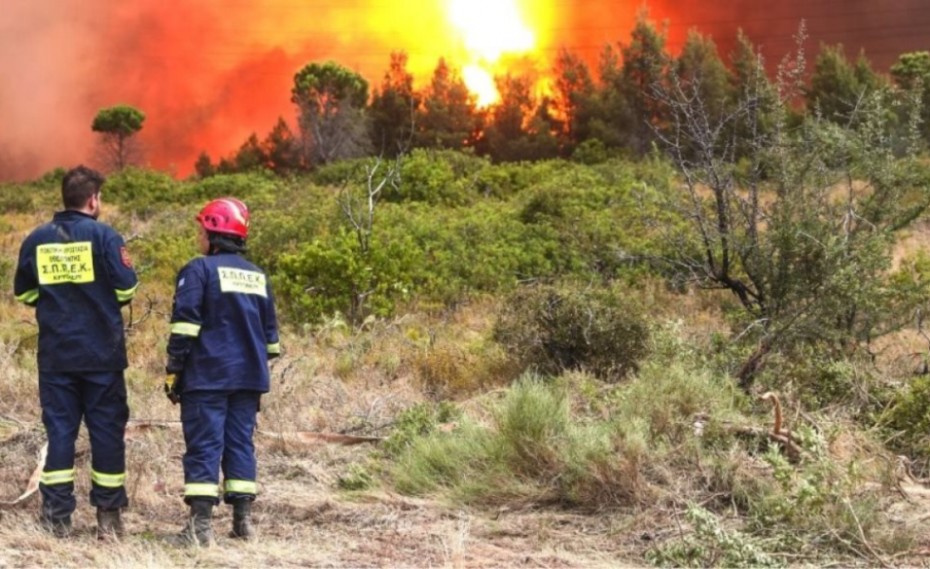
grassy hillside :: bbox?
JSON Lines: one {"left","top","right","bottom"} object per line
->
{"left": 2, "top": 155, "right": 930, "bottom": 567}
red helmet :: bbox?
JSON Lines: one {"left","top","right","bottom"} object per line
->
{"left": 196, "top": 197, "right": 250, "bottom": 239}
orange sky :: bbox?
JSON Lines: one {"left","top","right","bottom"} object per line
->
{"left": 1, "top": 0, "right": 927, "bottom": 182}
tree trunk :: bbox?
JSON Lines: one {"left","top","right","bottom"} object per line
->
{"left": 737, "top": 339, "right": 772, "bottom": 391}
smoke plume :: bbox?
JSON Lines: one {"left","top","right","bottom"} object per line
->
{"left": 2, "top": 0, "right": 927, "bottom": 181}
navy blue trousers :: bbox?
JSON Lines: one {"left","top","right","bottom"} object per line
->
{"left": 38, "top": 371, "right": 129, "bottom": 518}
{"left": 181, "top": 390, "right": 260, "bottom": 504}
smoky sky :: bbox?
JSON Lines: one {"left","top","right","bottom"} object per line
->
{"left": 2, "top": 0, "right": 928, "bottom": 182}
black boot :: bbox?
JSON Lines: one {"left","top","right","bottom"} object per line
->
{"left": 96, "top": 508, "right": 123, "bottom": 540}
{"left": 172, "top": 499, "right": 215, "bottom": 547}
{"left": 230, "top": 499, "right": 254, "bottom": 540}
{"left": 39, "top": 511, "right": 72, "bottom": 538}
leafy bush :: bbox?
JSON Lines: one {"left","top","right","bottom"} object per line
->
{"left": 104, "top": 167, "right": 179, "bottom": 215}
{"left": 388, "top": 202, "right": 573, "bottom": 302}
{"left": 386, "top": 148, "right": 488, "bottom": 205}
{"left": 185, "top": 171, "right": 284, "bottom": 205}
{"left": 647, "top": 504, "right": 780, "bottom": 568}
{"left": 274, "top": 228, "right": 417, "bottom": 325}
{"left": 494, "top": 282, "right": 651, "bottom": 382}
{"left": 0, "top": 184, "right": 36, "bottom": 213}
{"left": 571, "top": 138, "right": 609, "bottom": 165}
{"left": 879, "top": 375, "right": 930, "bottom": 466}
{"left": 382, "top": 401, "right": 460, "bottom": 457}
{"left": 247, "top": 184, "right": 332, "bottom": 274}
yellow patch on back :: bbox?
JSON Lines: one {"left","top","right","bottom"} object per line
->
{"left": 218, "top": 267, "right": 266, "bottom": 297}
{"left": 36, "top": 242, "right": 94, "bottom": 285}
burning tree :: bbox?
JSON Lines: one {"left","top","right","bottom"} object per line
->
{"left": 292, "top": 61, "right": 372, "bottom": 167}
{"left": 415, "top": 59, "right": 481, "bottom": 150}
{"left": 369, "top": 52, "right": 420, "bottom": 158}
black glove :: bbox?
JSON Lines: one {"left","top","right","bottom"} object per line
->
{"left": 164, "top": 372, "right": 182, "bottom": 405}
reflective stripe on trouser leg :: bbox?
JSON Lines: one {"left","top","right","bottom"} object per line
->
{"left": 224, "top": 480, "right": 257, "bottom": 495}
{"left": 82, "top": 372, "right": 130, "bottom": 510}
{"left": 222, "top": 391, "right": 260, "bottom": 503}
{"left": 91, "top": 470, "right": 126, "bottom": 488}
{"left": 181, "top": 391, "right": 227, "bottom": 504}
{"left": 185, "top": 482, "right": 220, "bottom": 499}
{"left": 39, "top": 373, "right": 83, "bottom": 519}
{"left": 40, "top": 468, "right": 76, "bottom": 486}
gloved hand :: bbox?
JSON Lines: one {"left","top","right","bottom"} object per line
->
{"left": 164, "top": 373, "right": 182, "bottom": 405}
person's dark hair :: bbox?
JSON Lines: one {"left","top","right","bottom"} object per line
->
{"left": 208, "top": 232, "right": 247, "bottom": 254}
{"left": 62, "top": 165, "right": 105, "bottom": 210}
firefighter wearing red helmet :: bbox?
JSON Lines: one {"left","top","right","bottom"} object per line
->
{"left": 165, "top": 197, "right": 280, "bottom": 546}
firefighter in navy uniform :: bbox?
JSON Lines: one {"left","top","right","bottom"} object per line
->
{"left": 13, "top": 165, "right": 138, "bottom": 539}
{"left": 165, "top": 197, "right": 280, "bottom": 546}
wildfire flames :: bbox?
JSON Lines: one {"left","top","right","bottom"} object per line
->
{"left": 447, "top": 0, "right": 539, "bottom": 105}
{"left": 1, "top": 0, "right": 927, "bottom": 181}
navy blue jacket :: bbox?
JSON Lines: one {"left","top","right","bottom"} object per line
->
{"left": 14, "top": 210, "right": 139, "bottom": 372}
{"left": 167, "top": 252, "right": 279, "bottom": 393}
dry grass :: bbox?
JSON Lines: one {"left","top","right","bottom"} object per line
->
{"left": 0, "top": 418, "right": 642, "bottom": 568}
{"left": 5, "top": 201, "right": 930, "bottom": 567}
{"left": 0, "top": 280, "right": 643, "bottom": 568}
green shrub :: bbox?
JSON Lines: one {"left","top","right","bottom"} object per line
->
{"left": 247, "top": 185, "right": 332, "bottom": 274}
{"left": 0, "top": 184, "right": 36, "bottom": 213}
{"left": 494, "top": 282, "right": 651, "bottom": 381}
{"left": 646, "top": 504, "right": 781, "bottom": 568}
{"left": 571, "top": 138, "right": 609, "bottom": 165}
{"left": 879, "top": 375, "right": 930, "bottom": 466}
{"left": 382, "top": 401, "right": 460, "bottom": 458}
{"left": 310, "top": 158, "right": 370, "bottom": 187}
{"left": 131, "top": 231, "right": 198, "bottom": 286}
{"left": 337, "top": 463, "right": 375, "bottom": 491}
{"left": 274, "top": 228, "right": 417, "bottom": 325}
{"left": 104, "top": 167, "right": 179, "bottom": 215}
{"left": 185, "top": 171, "right": 283, "bottom": 204}
{"left": 385, "top": 148, "right": 488, "bottom": 205}
{"left": 389, "top": 375, "right": 655, "bottom": 508}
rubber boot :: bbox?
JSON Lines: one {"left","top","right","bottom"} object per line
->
{"left": 173, "top": 499, "right": 215, "bottom": 547}
{"left": 96, "top": 508, "right": 124, "bottom": 540}
{"left": 230, "top": 499, "right": 254, "bottom": 540}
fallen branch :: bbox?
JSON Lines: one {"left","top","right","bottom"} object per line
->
{"left": 1, "top": 422, "right": 382, "bottom": 506}
{"left": 721, "top": 424, "right": 805, "bottom": 463}
{"left": 257, "top": 430, "right": 383, "bottom": 446}
{"left": 0, "top": 443, "right": 46, "bottom": 509}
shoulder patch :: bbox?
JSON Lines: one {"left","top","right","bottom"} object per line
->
{"left": 120, "top": 246, "right": 133, "bottom": 268}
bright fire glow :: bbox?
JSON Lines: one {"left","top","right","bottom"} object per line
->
{"left": 462, "top": 65, "right": 498, "bottom": 107}
{"left": 447, "top": 0, "right": 537, "bottom": 105}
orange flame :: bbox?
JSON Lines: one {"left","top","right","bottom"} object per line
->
{"left": 446, "top": 0, "right": 545, "bottom": 106}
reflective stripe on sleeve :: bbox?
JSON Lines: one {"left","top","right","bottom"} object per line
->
{"left": 114, "top": 283, "right": 139, "bottom": 303}
{"left": 266, "top": 342, "right": 281, "bottom": 355}
{"left": 184, "top": 482, "right": 219, "bottom": 498}
{"left": 170, "top": 322, "right": 202, "bottom": 337}
{"left": 224, "top": 479, "right": 257, "bottom": 495}
{"left": 91, "top": 469, "right": 126, "bottom": 488}
{"left": 40, "top": 468, "right": 75, "bottom": 486}
{"left": 15, "top": 288, "right": 39, "bottom": 305}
